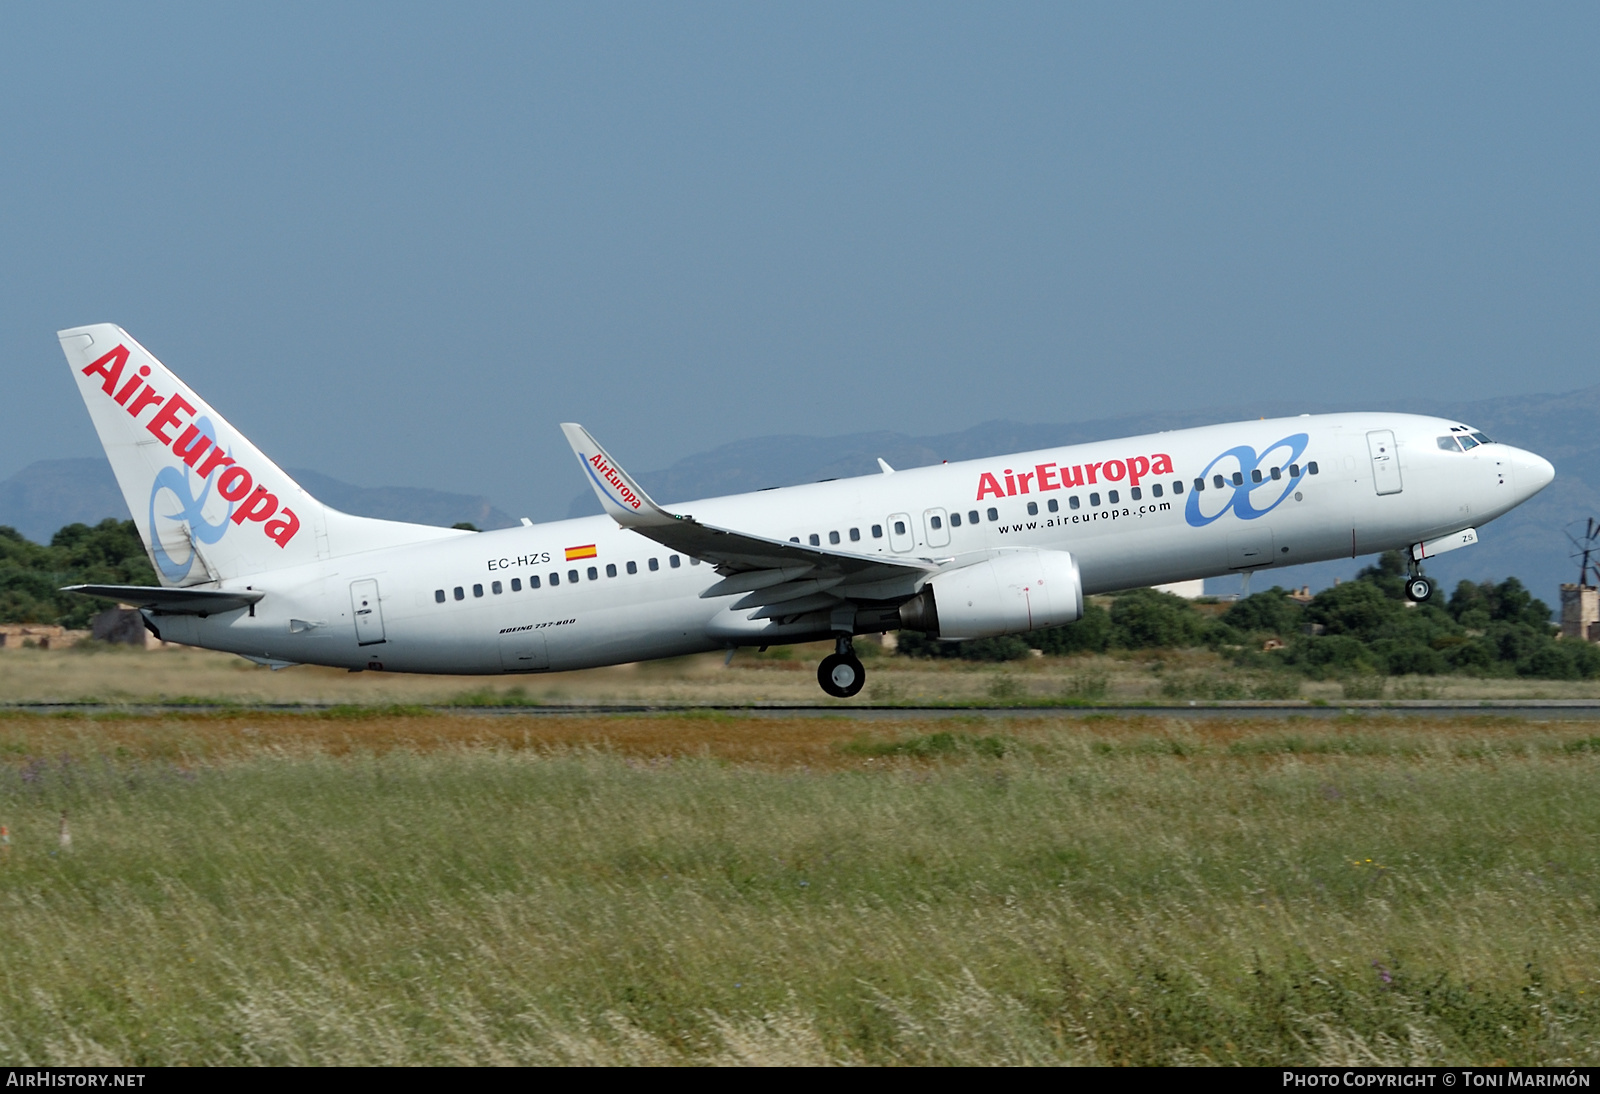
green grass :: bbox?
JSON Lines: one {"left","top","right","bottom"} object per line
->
{"left": 1, "top": 723, "right": 1600, "bottom": 1064}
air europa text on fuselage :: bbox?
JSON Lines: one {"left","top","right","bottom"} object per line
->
{"left": 976, "top": 453, "right": 1175, "bottom": 501}
{"left": 81, "top": 346, "right": 301, "bottom": 547}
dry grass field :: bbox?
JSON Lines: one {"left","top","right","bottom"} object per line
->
{"left": 5, "top": 642, "right": 1600, "bottom": 706}
{"left": 1, "top": 702, "right": 1599, "bottom": 1065}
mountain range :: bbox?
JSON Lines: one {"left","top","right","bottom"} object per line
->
{"left": 5, "top": 383, "right": 1596, "bottom": 608}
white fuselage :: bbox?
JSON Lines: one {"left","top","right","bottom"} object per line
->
{"left": 153, "top": 412, "right": 1552, "bottom": 674}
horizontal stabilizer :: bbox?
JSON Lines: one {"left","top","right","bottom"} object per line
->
{"left": 62, "top": 584, "right": 263, "bottom": 616}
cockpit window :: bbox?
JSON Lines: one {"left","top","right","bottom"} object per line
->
{"left": 1459, "top": 435, "right": 1480, "bottom": 450}
{"left": 1471, "top": 432, "right": 1492, "bottom": 445}
{"left": 1437, "top": 436, "right": 1461, "bottom": 452}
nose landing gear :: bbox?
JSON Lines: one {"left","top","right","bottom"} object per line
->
{"left": 818, "top": 635, "right": 866, "bottom": 698}
{"left": 1405, "top": 558, "right": 1434, "bottom": 603}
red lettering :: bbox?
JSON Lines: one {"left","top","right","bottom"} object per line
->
{"left": 1017, "top": 470, "right": 1035, "bottom": 493}
{"left": 1085, "top": 462, "right": 1103, "bottom": 484}
{"left": 114, "top": 368, "right": 148, "bottom": 406}
{"left": 126, "top": 385, "right": 164, "bottom": 418}
{"left": 1128, "top": 455, "right": 1150, "bottom": 486}
{"left": 172, "top": 426, "right": 213, "bottom": 468}
{"left": 217, "top": 466, "right": 253, "bottom": 502}
{"left": 1061, "top": 465, "right": 1085, "bottom": 488}
{"left": 81, "top": 346, "right": 129, "bottom": 396}
{"left": 1035, "top": 463, "right": 1059, "bottom": 490}
{"left": 976, "top": 473, "right": 1004, "bottom": 500}
{"left": 196, "top": 448, "right": 235, "bottom": 478}
{"left": 230, "top": 485, "right": 279, "bottom": 525}
{"left": 1004, "top": 473, "right": 1016, "bottom": 496}
{"left": 146, "top": 394, "right": 195, "bottom": 445}
{"left": 264, "top": 506, "right": 300, "bottom": 547}
{"left": 1151, "top": 453, "right": 1174, "bottom": 475}
{"left": 1102, "top": 460, "right": 1126, "bottom": 482}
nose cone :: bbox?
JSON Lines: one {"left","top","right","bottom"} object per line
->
{"left": 1508, "top": 446, "right": 1556, "bottom": 497}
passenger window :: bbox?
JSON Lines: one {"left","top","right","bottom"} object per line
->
{"left": 1151, "top": 484, "right": 1163, "bottom": 498}
{"left": 549, "top": 572, "right": 560, "bottom": 586}
{"left": 1047, "top": 498, "right": 1058, "bottom": 512}
{"left": 606, "top": 563, "right": 617, "bottom": 577}
{"left": 872, "top": 525, "right": 883, "bottom": 538}
{"left": 1069, "top": 496, "right": 1080, "bottom": 510}
{"left": 1307, "top": 461, "right": 1319, "bottom": 475}
{"left": 790, "top": 537, "right": 800, "bottom": 543}
{"left": 1289, "top": 464, "right": 1300, "bottom": 477}
{"left": 670, "top": 555, "right": 681, "bottom": 568}
{"left": 849, "top": 528, "right": 861, "bottom": 541}
{"left": 950, "top": 512, "right": 962, "bottom": 527}
{"left": 1270, "top": 467, "right": 1281, "bottom": 480}
{"left": 1025, "top": 503, "right": 1036, "bottom": 516}
{"left": 809, "top": 534, "right": 820, "bottom": 546}
{"left": 491, "top": 580, "right": 503, "bottom": 594}
{"left": 626, "top": 561, "right": 637, "bottom": 575}
{"left": 473, "top": 584, "right": 484, "bottom": 598}
{"left": 1172, "top": 480, "right": 1183, "bottom": 494}
{"left": 986, "top": 508, "right": 998, "bottom": 522}
{"left": 649, "top": 558, "right": 659, "bottom": 571}
{"left": 1459, "top": 435, "right": 1480, "bottom": 450}
{"left": 690, "top": 557, "right": 701, "bottom": 566}
{"left": 1214, "top": 474, "right": 1226, "bottom": 489}
{"left": 511, "top": 578, "right": 522, "bottom": 592}
{"left": 1090, "top": 493, "right": 1101, "bottom": 507}
{"left": 1231, "top": 472, "right": 1244, "bottom": 486}
{"left": 931, "top": 515, "right": 944, "bottom": 528}
{"left": 1108, "top": 490, "right": 1119, "bottom": 504}
{"left": 434, "top": 589, "right": 446, "bottom": 603}
{"left": 1251, "top": 470, "right": 1262, "bottom": 484}
{"left": 1195, "top": 477, "right": 1206, "bottom": 492}
{"left": 894, "top": 520, "right": 906, "bottom": 535}
{"left": 454, "top": 586, "right": 464, "bottom": 600}
{"left": 1130, "top": 487, "right": 1141, "bottom": 501}
{"left": 567, "top": 569, "right": 579, "bottom": 583}
{"left": 529, "top": 575, "right": 541, "bottom": 589}
{"left": 829, "top": 530, "right": 840, "bottom": 544}
{"left": 967, "top": 511, "right": 979, "bottom": 524}
{"left": 587, "top": 567, "right": 598, "bottom": 580}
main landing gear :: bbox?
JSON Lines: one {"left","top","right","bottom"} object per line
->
{"left": 818, "top": 635, "right": 866, "bottom": 699}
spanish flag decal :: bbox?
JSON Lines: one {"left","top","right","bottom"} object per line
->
{"left": 564, "top": 544, "right": 598, "bottom": 561}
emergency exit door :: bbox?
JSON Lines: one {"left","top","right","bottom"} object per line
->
{"left": 350, "top": 579, "right": 386, "bottom": 646}
{"left": 1367, "top": 430, "right": 1403, "bottom": 496}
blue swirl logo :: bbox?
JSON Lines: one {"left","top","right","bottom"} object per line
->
{"left": 148, "top": 416, "right": 235, "bottom": 582}
{"left": 1184, "top": 433, "right": 1310, "bottom": 528}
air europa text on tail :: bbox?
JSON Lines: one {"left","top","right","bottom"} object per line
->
{"left": 81, "top": 345, "right": 301, "bottom": 547}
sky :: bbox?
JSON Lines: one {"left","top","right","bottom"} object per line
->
{"left": 2, "top": 3, "right": 1597, "bottom": 521}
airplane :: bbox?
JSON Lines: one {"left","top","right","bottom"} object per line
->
{"left": 55, "top": 324, "right": 1555, "bottom": 698}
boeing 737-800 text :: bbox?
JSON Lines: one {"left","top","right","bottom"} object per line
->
{"left": 57, "top": 325, "right": 1555, "bottom": 697}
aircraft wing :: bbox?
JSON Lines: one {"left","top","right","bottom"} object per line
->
{"left": 62, "top": 584, "right": 264, "bottom": 616}
{"left": 561, "top": 424, "right": 935, "bottom": 612}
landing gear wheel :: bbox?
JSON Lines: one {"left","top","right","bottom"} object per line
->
{"left": 1406, "top": 576, "right": 1434, "bottom": 602}
{"left": 818, "top": 653, "right": 866, "bottom": 698}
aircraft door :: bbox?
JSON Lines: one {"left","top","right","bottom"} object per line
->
{"left": 499, "top": 631, "right": 550, "bottom": 672}
{"left": 887, "top": 513, "right": 914, "bottom": 552}
{"left": 1367, "top": 430, "right": 1403, "bottom": 495}
{"left": 924, "top": 508, "right": 950, "bottom": 548}
{"left": 350, "top": 579, "right": 386, "bottom": 646}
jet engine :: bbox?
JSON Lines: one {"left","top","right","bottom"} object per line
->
{"left": 897, "top": 549, "right": 1083, "bottom": 640}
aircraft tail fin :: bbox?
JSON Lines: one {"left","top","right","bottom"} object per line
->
{"left": 58, "top": 324, "right": 463, "bottom": 586}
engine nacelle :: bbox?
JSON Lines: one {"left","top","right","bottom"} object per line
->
{"left": 898, "top": 549, "right": 1083, "bottom": 640}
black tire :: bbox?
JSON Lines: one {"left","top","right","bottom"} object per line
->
{"left": 1406, "top": 576, "right": 1434, "bottom": 602}
{"left": 818, "top": 653, "right": 866, "bottom": 698}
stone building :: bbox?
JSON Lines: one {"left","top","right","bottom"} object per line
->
{"left": 1560, "top": 583, "right": 1600, "bottom": 642}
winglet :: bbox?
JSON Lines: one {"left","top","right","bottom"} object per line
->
{"left": 560, "top": 423, "right": 681, "bottom": 528}
{"left": 877, "top": 458, "right": 895, "bottom": 474}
